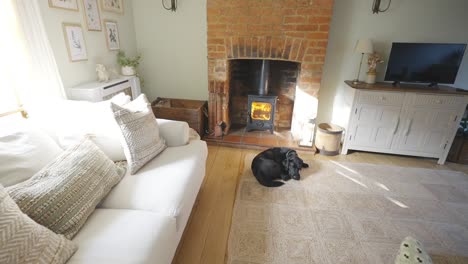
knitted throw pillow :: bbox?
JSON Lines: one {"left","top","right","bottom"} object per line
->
{"left": 0, "top": 185, "right": 77, "bottom": 264}
{"left": 7, "top": 138, "right": 126, "bottom": 239}
{"left": 111, "top": 94, "right": 166, "bottom": 174}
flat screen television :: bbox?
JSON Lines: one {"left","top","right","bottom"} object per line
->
{"left": 384, "top": 42, "right": 466, "bottom": 86}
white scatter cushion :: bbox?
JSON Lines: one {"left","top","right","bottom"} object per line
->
{"left": 157, "top": 118, "right": 190, "bottom": 147}
{"left": 0, "top": 115, "right": 62, "bottom": 187}
{"left": 27, "top": 93, "right": 131, "bottom": 161}
{"left": 395, "top": 236, "right": 432, "bottom": 264}
{"left": 111, "top": 94, "right": 166, "bottom": 174}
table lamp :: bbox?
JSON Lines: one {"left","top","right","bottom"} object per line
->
{"left": 353, "top": 39, "right": 374, "bottom": 84}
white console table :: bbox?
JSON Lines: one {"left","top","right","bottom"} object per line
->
{"left": 342, "top": 81, "right": 468, "bottom": 164}
{"left": 67, "top": 76, "right": 141, "bottom": 102}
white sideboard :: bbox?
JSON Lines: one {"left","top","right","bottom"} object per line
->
{"left": 67, "top": 76, "right": 141, "bottom": 102}
{"left": 342, "top": 81, "right": 468, "bottom": 164}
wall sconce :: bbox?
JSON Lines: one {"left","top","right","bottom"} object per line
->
{"left": 162, "top": 0, "right": 177, "bottom": 12}
{"left": 372, "top": 0, "right": 392, "bottom": 14}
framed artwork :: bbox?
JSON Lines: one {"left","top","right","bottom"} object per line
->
{"left": 62, "top": 23, "right": 88, "bottom": 62}
{"left": 49, "top": 0, "right": 79, "bottom": 11}
{"left": 104, "top": 20, "right": 120, "bottom": 50}
{"left": 83, "top": 0, "right": 101, "bottom": 31}
{"left": 101, "top": 0, "right": 123, "bottom": 14}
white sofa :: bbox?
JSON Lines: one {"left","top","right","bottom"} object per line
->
{"left": 69, "top": 135, "right": 207, "bottom": 264}
{"left": 0, "top": 106, "right": 207, "bottom": 263}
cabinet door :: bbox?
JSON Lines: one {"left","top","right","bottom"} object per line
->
{"left": 395, "top": 108, "right": 458, "bottom": 154}
{"left": 349, "top": 104, "right": 401, "bottom": 149}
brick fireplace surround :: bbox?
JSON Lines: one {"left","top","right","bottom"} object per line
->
{"left": 207, "top": 0, "right": 334, "bottom": 138}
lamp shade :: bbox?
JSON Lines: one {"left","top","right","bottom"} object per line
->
{"left": 355, "top": 39, "right": 374, "bottom": 54}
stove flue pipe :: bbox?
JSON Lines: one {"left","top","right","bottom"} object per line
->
{"left": 258, "top": 60, "right": 270, "bottom": 96}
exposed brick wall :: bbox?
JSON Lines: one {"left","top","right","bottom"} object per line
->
{"left": 207, "top": 0, "right": 334, "bottom": 136}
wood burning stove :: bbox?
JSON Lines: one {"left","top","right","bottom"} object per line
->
{"left": 247, "top": 95, "right": 277, "bottom": 133}
{"left": 246, "top": 60, "right": 277, "bottom": 133}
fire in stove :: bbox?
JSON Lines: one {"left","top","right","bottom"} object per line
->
{"left": 251, "top": 102, "right": 272, "bottom": 121}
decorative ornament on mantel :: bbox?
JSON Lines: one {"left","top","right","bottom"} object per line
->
{"left": 366, "top": 52, "right": 384, "bottom": 84}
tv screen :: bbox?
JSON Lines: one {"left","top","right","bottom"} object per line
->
{"left": 384, "top": 43, "right": 466, "bottom": 84}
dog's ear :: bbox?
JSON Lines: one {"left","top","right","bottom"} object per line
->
{"left": 295, "top": 157, "right": 309, "bottom": 169}
{"left": 282, "top": 159, "right": 288, "bottom": 168}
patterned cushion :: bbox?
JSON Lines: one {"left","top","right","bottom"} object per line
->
{"left": 7, "top": 138, "right": 126, "bottom": 239}
{"left": 0, "top": 185, "right": 77, "bottom": 264}
{"left": 395, "top": 236, "right": 433, "bottom": 264}
{"left": 111, "top": 94, "right": 166, "bottom": 174}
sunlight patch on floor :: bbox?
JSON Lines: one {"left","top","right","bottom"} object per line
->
{"left": 386, "top": 196, "right": 409, "bottom": 208}
{"left": 336, "top": 170, "right": 368, "bottom": 188}
{"left": 330, "top": 160, "right": 360, "bottom": 175}
{"left": 374, "top": 182, "right": 390, "bottom": 191}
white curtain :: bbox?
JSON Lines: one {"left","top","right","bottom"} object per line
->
{"left": 15, "top": 0, "right": 66, "bottom": 101}
{"left": 0, "top": 0, "right": 26, "bottom": 115}
{"left": 0, "top": 0, "right": 65, "bottom": 116}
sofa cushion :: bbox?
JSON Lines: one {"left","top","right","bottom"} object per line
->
{"left": 0, "top": 116, "right": 63, "bottom": 187}
{"left": 68, "top": 209, "right": 176, "bottom": 264}
{"left": 7, "top": 138, "right": 126, "bottom": 239}
{"left": 157, "top": 118, "right": 190, "bottom": 147}
{"left": 99, "top": 140, "right": 207, "bottom": 230}
{"left": 111, "top": 94, "right": 166, "bottom": 174}
{"left": 27, "top": 93, "right": 131, "bottom": 161}
{"left": 0, "top": 185, "right": 77, "bottom": 264}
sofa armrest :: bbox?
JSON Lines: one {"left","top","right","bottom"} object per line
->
{"left": 157, "top": 119, "right": 190, "bottom": 147}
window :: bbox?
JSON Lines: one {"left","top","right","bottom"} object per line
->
{"left": 0, "top": 0, "right": 65, "bottom": 117}
{"left": 0, "top": 0, "right": 29, "bottom": 116}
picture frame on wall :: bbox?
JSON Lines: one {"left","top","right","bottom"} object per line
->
{"left": 104, "top": 20, "right": 120, "bottom": 51}
{"left": 49, "top": 0, "right": 79, "bottom": 11}
{"left": 83, "top": 0, "right": 102, "bottom": 31}
{"left": 62, "top": 23, "right": 88, "bottom": 62}
{"left": 101, "top": 0, "right": 123, "bottom": 14}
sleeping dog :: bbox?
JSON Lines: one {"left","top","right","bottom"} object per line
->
{"left": 251, "top": 147, "right": 309, "bottom": 187}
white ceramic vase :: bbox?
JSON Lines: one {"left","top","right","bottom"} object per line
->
{"left": 366, "top": 72, "right": 376, "bottom": 84}
{"left": 121, "top": 66, "right": 136, "bottom": 76}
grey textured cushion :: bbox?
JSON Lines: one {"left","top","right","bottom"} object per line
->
{"left": 0, "top": 185, "right": 77, "bottom": 264}
{"left": 111, "top": 94, "right": 166, "bottom": 174}
{"left": 7, "top": 138, "right": 126, "bottom": 239}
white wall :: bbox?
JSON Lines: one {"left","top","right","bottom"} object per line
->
{"left": 38, "top": 0, "right": 137, "bottom": 89}
{"left": 318, "top": 0, "right": 468, "bottom": 127}
{"left": 132, "top": 0, "right": 208, "bottom": 101}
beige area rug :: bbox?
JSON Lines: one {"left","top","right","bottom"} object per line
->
{"left": 227, "top": 154, "right": 468, "bottom": 264}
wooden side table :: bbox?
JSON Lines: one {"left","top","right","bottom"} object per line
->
{"left": 151, "top": 97, "right": 207, "bottom": 136}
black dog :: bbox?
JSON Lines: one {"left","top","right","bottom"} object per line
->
{"left": 251, "top": 147, "right": 309, "bottom": 187}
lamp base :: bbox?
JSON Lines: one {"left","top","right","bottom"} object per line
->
{"left": 354, "top": 53, "right": 365, "bottom": 85}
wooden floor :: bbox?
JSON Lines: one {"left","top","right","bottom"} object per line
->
{"left": 172, "top": 143, "right": 468, "bottom": 264}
